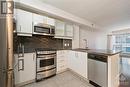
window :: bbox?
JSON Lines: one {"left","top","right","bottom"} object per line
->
{"left": 113, "top": 33, "right": 130, "bottom": 53}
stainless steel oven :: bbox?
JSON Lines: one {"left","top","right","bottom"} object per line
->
{"left": 36, "top": 49, "right": 56, "bottom": 81}
{"left": 37, "top": 53, "right": 56, "bottom": 72}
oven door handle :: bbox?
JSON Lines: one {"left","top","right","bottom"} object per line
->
{"left": 37, "top": 57, "right": 55, "bottom": 60}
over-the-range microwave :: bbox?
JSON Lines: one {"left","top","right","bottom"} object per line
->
{"left": 33, "top": 24, "right": 55, "bottom": 36}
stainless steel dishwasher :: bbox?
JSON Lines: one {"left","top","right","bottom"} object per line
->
{"left": 88, "top": 53, "right": 108, "bottom": 87}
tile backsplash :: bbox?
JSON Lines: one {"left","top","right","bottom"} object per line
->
{"left": 14, "top": 35, "right": 72, "bottom": 53}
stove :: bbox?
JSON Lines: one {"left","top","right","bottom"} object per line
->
{"left": 35, "top": 48, "right": 56, "bottom": 82}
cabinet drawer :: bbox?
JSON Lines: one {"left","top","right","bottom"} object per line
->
{"left": 57, "top": 55, "right": 65, "bottom": 59}
{"left": 57, "top": 61, "right": 67, "bottom": 68}
{"left": 57, "top": 50, "right": 66, "bottom": 54}
{"left": 57, "top": 64, "right": 67, "bottom": 72}
{"left": 57, "top": 59, "right": 66, "bottom": 63}
{"left": 57, "top": 55, "right": 66, "bottom": 60}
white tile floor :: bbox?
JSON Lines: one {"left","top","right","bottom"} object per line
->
{"left": 22, "top": 71, "right": 93, "bottom": 87}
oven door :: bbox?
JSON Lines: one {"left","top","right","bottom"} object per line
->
{"left": 37, "top": 54, "right": 56, "bottom": 72}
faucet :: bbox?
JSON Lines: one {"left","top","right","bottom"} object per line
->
{"left": 83, "top": 39, "right": 88, "bottom": 49}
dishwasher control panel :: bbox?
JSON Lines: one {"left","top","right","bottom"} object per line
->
{"left": 88, "top": 53, "right": 108, "bottom": 62}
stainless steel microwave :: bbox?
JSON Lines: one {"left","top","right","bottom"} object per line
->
{"left": 33, "top": 24, "right": 55, "bottom": 36}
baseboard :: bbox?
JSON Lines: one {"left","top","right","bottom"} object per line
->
{"left": 16, "top": 69, "right": 88, "bottom": 87}
{"left": 56, "top": 68, "right": 69, "bottom": 74}
{"left": 68, "top": 68, "right": 89, "bottom": 83}
{"left": 15, "top": 79, "right": 35, "bottom": 87}
{"left": 56, "top": 68, "right": 89, "bottom": 82}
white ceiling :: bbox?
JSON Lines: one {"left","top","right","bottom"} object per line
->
{"left": 41, "top": 0, "right": 130, "bottom": 30}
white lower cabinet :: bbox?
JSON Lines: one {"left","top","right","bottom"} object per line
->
{"left": 57, "top": 50, "right": 88, "bottom": 79}
{"left": 77, "top": 52, "right": 88, "bottom": 79}
{"left": 67, "top": 51, "right": 88, "bottom": 79}
{"left": 67, "top": 51, "right": 76, "bottom": 71}
{"left": 14, "top": 53, "right": 36, "bottom": 86}
{"left": 57, "top": 50, "right": 68, "bottom": 73}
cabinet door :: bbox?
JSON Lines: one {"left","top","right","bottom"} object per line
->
{"left": 77, "top": 52, "right": 87, "bottom": 78}
{"left": 16, "top": 9, "right": 32, "bottom": 36}
{"left": 47, "top": 17, "right": 55, "bottom": 26}
{"left": 67, "top": 51, "right": 87, "bottom": 79}
{"left": 22, "top": 53, "right": 36, "bottom": 83}
{"left": 55, "top": 20, "right": 65, "bottom": 37}
{"left": 67, "top": 51, "right": 77, "bottom": 71}
{"left": 14, "top": 53, "right": 36, "bottom": 85}
{"left": 33, "top": 13, "right": 44, "bottom": 25}
{"left": 65, "top": 24, "right": 73, "bottom": 38}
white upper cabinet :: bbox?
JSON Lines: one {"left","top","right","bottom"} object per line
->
{"left": 16, "top": 9, "right": 33, "bottom": 36}
{"left": 55, "top": 20, "right": 65, "bottom": 37}
{"left": 65, "top": 24, "right": 73, "bottom": 38}
{"left": 55, "top": 20, "right": 74, "bottom": 39}
{"left": 47, "top": 17, "right": 55, "bottom": 26}
{"left": 33, "top": 13, "right": 55, "bottom": 26}
{"left": 33, "top": 13, "right": 44, "bottom": 25}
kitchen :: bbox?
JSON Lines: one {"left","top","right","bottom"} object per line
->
{"left": 0, "top": 0, "right": 130, "bottom": 87}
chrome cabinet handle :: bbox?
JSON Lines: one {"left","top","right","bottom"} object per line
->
{"left": 18, "top": 59, "right": 24, "bottom": 71}
{"left": 18, "top": 45, "right": 20, "bottom": 58}
{"left": 33, "top": 53, "right": 35, "bottom": 61}
{"left": 22, "top": 45, "right": 24, "bottom": 57}
{"left": 18, "top": 44, "right": 24, "bottom": 58}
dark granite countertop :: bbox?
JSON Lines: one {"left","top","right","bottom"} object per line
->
{"left": 56, "top": 48, "right": 72, "bottom": 51}
{"left": 120, "top": 53, "right": 130, "bottom": 58}
{"left": 14, "top": 48, "right": 72, "bottom": 54}
{"left": 72, "top": 48, "right": 121, "bottom": 56}
{"left": 14, "top": 47, "right": 121, "bottom": 56}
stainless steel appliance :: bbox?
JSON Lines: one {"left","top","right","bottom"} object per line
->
{"left": 88, "top": 53, "right": 108, "bottom": 87}
{"left": 0, "top": 0, "right": 14, "bottom": 87}
{"left": 33, "top": 24, "right": 55, "bottom": 36}
{"left": 36, "top": 48, "right": 56, "bottom": 81}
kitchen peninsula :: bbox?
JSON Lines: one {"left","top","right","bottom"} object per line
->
{"left": 73, "top": 48, "right": 121, "bottom": 87}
